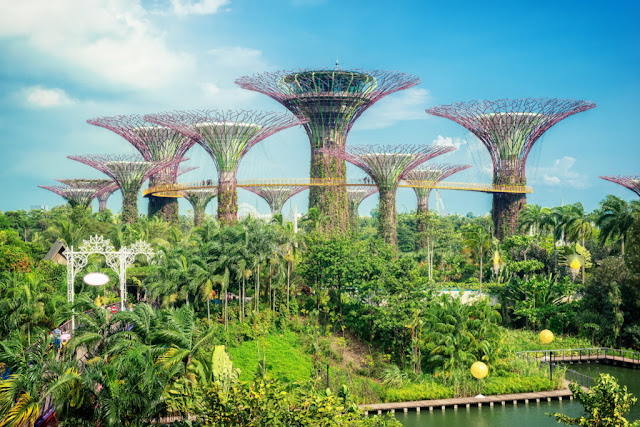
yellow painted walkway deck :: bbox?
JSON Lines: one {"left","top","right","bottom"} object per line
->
{"left": 144, "top": 178, "right": 532, "bottom": 198}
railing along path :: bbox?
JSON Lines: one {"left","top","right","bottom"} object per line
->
{"left": 143, "top": 178, "right": 533, "bottom": 197}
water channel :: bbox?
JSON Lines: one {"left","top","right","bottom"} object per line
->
{"left": 396, "top": 364, "right": 640, "bottom": 426}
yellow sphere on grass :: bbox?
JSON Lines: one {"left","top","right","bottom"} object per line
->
{"left": 470, "top": 361, "right": 488, "bottom": 379}
{"left": 540, "top": 329, "right": 554, "bottom": 344}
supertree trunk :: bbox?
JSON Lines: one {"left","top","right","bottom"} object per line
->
{"left": 415, "top": 194, "right": 431, "bottom": 249}
{"left": 218, "top": 172, "right": 238, "bottom": 225}
{"left": 193, "top": 206, "right": 206, "bottom": 227}
{"left": 97, "top": 193, "right": 110, "bottom": 211}
{"left": 378, "top": 186, "right": 397, "bottom": 245}
{"left": 147, "top": 172, "right": 179, "bottom": 224}
{"left": 309, "top": 138, "right": 349, "bottom": 233}
{"left": 122, "top": 190, "right": 139, "bottom": 224}
{"left": 349, "top": 204, "right": 359, "bottom": 234}
{"left": 492, "top": 163, "right": 526, "bottom": 239}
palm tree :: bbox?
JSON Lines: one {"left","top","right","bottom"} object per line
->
{"left": 463, "top": 224, "right": 491, "bottom": 290}
{"left": 563, "top": 203, "right": 595, "bottom": 283}
{"left": 213, "top": 267, "right": 231, "bottom": 331}
{"left": 597, "top": 195, "right": 639, "bottom": 255}
{"left": 518, "top": 204, "right": 553, "bottom": 237}
{"left": 154, "top": 305, "right": 216, "bottom": 372}
{"left": 279, "top": 221, "right": 305, "bottom": 313}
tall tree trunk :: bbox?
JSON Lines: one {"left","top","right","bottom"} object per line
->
{"left": 581, "top": 235, "right": 585, "bottom": 284}
{"left": 224, "top": 289, "right": 228, "bottom": 331}
{"left": 255, "top": 264, "right": 260, "bottom": 314}
{"left": 479, "top": 247, "right": 483, "bottom": 292}
{"left": 241, "top": 277, "right": 245, "bottom": 323}
{"left": 287, "top": 262, "right": 291, "bottom": 313}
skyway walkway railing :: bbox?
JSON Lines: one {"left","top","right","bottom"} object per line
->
{"left": 143, "top": 178, "right": 533, "bottom": 197}
{"left": 516, "top": 347, "right": 640, "bottom": 365}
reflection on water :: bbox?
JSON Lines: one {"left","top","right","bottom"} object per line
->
{"left": 396, "top": 364, "right": 640, "bottom": 426}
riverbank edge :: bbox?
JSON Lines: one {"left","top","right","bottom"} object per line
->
{"left": 360, "top": 383, "right": 576, "bottom": 415}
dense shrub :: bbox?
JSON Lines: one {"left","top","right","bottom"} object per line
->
{"left": 382, "top": 383, "right": 455, "bottom": 402}
{"left": 483, "top": 376, "right": 554, "bottom": 395}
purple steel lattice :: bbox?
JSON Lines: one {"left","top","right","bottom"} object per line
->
{"left": 426, "top": 98, "right": 596, "bottom": 181}
{"left": 235, "top": 68, "right": 420, "bottom": 232}
{"left": 38, "top": 185, "right": 97, "bottom": 208}
{"left": 599, "top": 175, "right": 640, "bottom": 197}
{"left": 405, "top": 164, "right": 472, "bottom": 212}
{"left": 320, "top": 144, "right": 455, "bottom": 245}
{"left": 243, "top": 186, "right": 308, "bottom": 214}
{"left": 68, "top": 154, "right": 181, "bottom": 223}
{"left": 145, "top": 110, "right": 304, "bottom": 225}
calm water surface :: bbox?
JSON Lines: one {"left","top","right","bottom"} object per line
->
{"left": 396, "top": 364, "right": 640, "bottom": 426}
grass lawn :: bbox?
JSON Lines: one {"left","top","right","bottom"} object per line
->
{"left": 228, "top": 331, "right": 314, "bottom": 383}
{"left": 501, "top": 327, "right": 592, "bottom": 353}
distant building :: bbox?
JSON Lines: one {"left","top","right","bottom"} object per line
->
{"left": 30, "top": 205, "right": 49, "bottom": 211}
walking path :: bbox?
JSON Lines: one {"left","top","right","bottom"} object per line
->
{"left": 360, "top": 386, "right": 573, "bottom": 415}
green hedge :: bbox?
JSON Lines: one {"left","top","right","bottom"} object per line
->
{"left": 383, "top": 383, "right": 455, "bottom": 402}
{"left": 483, "top": 376, "right": 554, "bottom": 395}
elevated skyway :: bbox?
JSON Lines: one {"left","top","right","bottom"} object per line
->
{"left": 143, "top": 178, "right": 532, "bottom": 198}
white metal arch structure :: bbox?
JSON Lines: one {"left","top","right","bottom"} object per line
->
{"left": 63, "top": 235, "right": 154, "bottom": 328}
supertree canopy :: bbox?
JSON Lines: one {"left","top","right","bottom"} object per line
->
{"left": 426, "top": 98, "right": 596, "bottom": 239}
{"left": 68, "top": 154, "right": 180, "bottom": 223}
{"left": 405, "top": 164, "right": 472, "bottom": 248}
{"left": 183, "top": 188, "right": 218, "bottom": 227}
{"left": 235, "top": 68, "right": 420, "bottom": 232}
{"left": 600, "top": 175, "right": 640, "bottom": 197}
{"left": 87, "top": 115, "right": 196, "bottom": 223}
{"left": 38, "top": 185, "right": 97, "bottom": 209}
{"left": 320, "top": 144, "right": 455, "bottom": 246}
{"left": 57, "top": 178, "right": 117, "bottom": 211}
{"left": 244, "top": 186, "right": 308, "bottom": 214}
{"left": 347, "top": 187, "right": 377, "bottom": 234}
{"left": 145, "top": 110, "right": 304, "bottom": 225}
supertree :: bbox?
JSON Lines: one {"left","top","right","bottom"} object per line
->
{"left": 235, "top": 68, "right": 420, "bottom": 232}
{"left": 405, "top": 163, "right": 472, "bottom": 246}
{"left": 320, "top": 144, "right": 455, "bottom": 246}
{"left": 87, "top": 115, "right": 197, "bottom": 223}
{"left": 145, "top": 110, "right": 304, "bottom": 225}
{"left": 243, "top": 186, "right": 308, "bottom": 214}
{"left": 57, "top": 178, "right": 117, "bottom": 211}
{"left": 599, "top": 175, "right": 640, "bottom": 197}
{"left": 183, "top": 189, "right": 218, "bottom": 227}
{"left": 346, "top": 187, "right": 377, "bottom": 234}
{"left": 38, "top": 185, "right": 97, "bottom": 209}
{"left": 426, "top": 98, "right": 596, "bottom": 239}
{"left": 68, "top": 154, "right": 180, "bottom": 223}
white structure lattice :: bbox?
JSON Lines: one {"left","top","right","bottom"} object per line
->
{"left": 63, "top": 235, "right": 154, "bottom": 329}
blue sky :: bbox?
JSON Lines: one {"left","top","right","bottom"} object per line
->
{"left": 1, "top": 0, "right": 638, "bottom": 218}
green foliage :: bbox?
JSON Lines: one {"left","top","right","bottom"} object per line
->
{"left": 382, "top": 383, "right": 455, "bottom": 402}
{"left": 483, "top": 375, "right": 554, "bottom": 395}
{"left": 227, "top": 331, "right": 313, "bottom": 382}
{"left": 551, "top": 373, "right": 640, "bottom": 426}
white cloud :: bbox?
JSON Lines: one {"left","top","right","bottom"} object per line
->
{"left": 0, "top": 0, "right": 193, "bottom": 91}
{"left": 433, "top": 135, "right": 466, "bottom": 150}
{"left": 530, "top": 156, "right": 590, "bottom": 189}
{"left": 169, "top": 0, "right": 229, "bottom": 16}
{"left": 357, "top": 88, "right": 430, "bottom": 130}
{"left": 24, "top": 86, "right": 75, "bottom": 107}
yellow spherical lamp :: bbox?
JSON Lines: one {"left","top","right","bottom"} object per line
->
{"left": 539, "top": 329, "right": 554, "bottom": 345}
{"left": 470, "top": 361, "right": 488, "bottom": 379}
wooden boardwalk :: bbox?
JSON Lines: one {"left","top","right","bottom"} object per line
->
{"left": 360, "top": 387, "right": 573, "bottom": 415}
{"left": 542, "top": 354, "right": 640, "bottom": 366}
